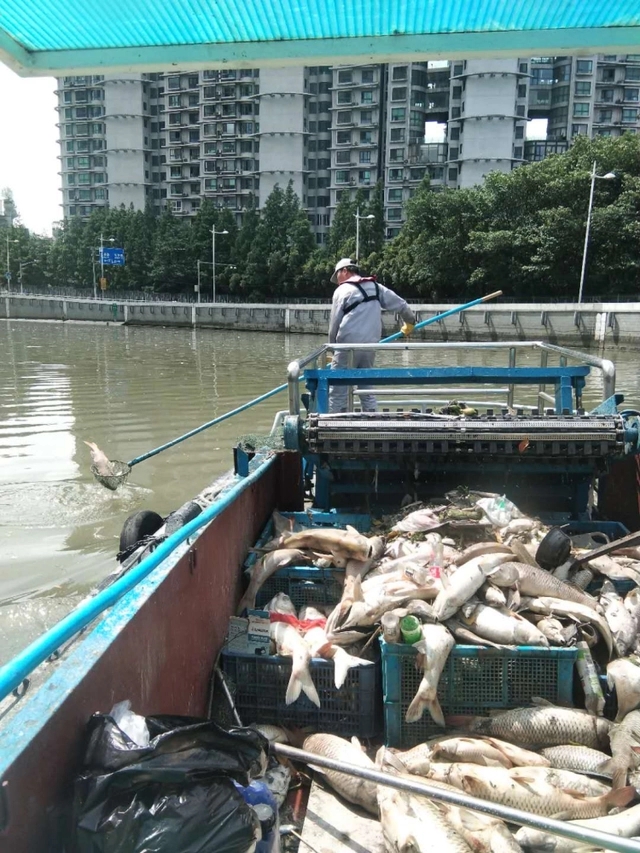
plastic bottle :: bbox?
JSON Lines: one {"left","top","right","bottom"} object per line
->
{"left": 403, "top": 565, "right": 429, "bottom": 585}
{"left": 400, "top": 615, "right": 422, "bottom": 644}
{"left": 233, "top": 779, "right": 281, "bottom": 852}
{"left": 381, "top": 611, "right": 401, "bottom": 643}
{"left": 576, "top": 640, "right": 605, "bottom": 717}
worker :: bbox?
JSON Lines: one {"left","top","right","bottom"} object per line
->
{"left": 328, "top": 258, "right": 415, "bottom": 413}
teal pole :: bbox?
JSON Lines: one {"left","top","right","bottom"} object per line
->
{"left": 380, "top": 290, "right": 503, "bottom": 343}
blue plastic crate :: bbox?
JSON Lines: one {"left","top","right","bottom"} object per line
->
{"left": 255, "top": 566, "right": 343, "bottom": 610}
{"left": 221, "top": 649, "right": 382, "bottom": 738}
{"left": 381, "top": 640, "right": 578, "bottom": 749}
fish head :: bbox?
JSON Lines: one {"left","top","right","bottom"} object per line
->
{"left": 83, "top": 440, "right": 99, "bottom": 452}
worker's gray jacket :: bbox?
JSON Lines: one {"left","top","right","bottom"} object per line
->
{"left": 328, "top": 276, "right": 416, "bottom": 344}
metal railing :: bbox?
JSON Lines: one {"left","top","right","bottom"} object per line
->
{"left": 286, "top": 341, "right": 616, "bottom": 415}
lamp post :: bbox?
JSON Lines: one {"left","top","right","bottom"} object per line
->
{"left": 210, "top": 227, "right": 228, "bottom": 303}
{"left": 99, "top": 233, "right": 115, "bottom": 297}
{"left": 354, "top": 207, "right": 375, "bottom": 263}
{"left": 578, "top": 161, "right": 615, "bottom": 303}
{"left": 18, "top": 260, "right": 35, "bottom": 294}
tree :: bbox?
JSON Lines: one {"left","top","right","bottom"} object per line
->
{"left": 149, "top": 210, "right": 192, "bottom": 292}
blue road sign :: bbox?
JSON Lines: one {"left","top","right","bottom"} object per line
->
{"left": 100, "top": 247, "right": 125, "bottom": 266}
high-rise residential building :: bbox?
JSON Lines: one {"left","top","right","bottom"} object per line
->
{"left": 56, "top": 55, "right": 640, "bottom": 239}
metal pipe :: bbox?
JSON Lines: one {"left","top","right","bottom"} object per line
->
{"left": 0, "top": 455, "right": 277, "bottom": 703}
{"left": 508, "top": 347, "right": 516, "bottom": 409}
{"left": 273, "top": 744, "right": 640, "bottom": 853}
{"left": 355, "top": 388, "right": 511, "bottom": 395}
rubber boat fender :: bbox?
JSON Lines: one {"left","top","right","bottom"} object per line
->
{"left": 118, "top": 510, "right": 164, "bottom": 563}
{"left": 535, "top": 527, "right": 572, "bottom": 570}
{"left": 164, "top": 500, "right": 203, "bottom": 536}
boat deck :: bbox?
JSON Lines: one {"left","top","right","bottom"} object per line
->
{"left": 300, "top": 780, "right": 385, "bottom": 853}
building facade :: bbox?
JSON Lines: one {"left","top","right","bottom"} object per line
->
{"left": 56, "top": 55, "right": 640, "bottom": 241}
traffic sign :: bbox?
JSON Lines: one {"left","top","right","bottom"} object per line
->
{"left": 100, "top": 247, "right": 125, "bottom": 266}
{"left": 4, "top": 271, "right": 11, "bottom": 281}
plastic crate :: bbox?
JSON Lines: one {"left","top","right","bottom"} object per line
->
{"left": 381, "top": 640, "right": 578, "bottom": 749}
{"left": 255, "top": 566, "right": 344, "bottom": 610}
{"left": 221, "top": 649, "right": 382, "bottom": 738}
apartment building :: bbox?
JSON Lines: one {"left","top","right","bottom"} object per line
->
{"left": 56, "top": 55, "right": 640, "bottom": 240}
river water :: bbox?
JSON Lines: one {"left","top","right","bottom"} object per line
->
{"left": 1, "top": 319, "right": 639, "bottom": 663}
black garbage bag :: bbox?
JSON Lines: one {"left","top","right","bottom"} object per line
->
{"left": 72, "top": 713, "right": 268, "bottom": 853}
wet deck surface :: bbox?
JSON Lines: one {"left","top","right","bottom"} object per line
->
{"left": 300, "top": 780, "right": 385, "bottom": 853}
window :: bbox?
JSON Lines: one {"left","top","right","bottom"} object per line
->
{"left": 75, "top": 90, "right": 87, "bottom": 103}
{"left": 626, "top": 67, "right": 640, "bottom": 81}
{"left": 576, "top": 60, "right": 593, "bottom": 74}
{"left": 335, "top": 170, "right": 350, "bottom": 183}
{"left": 318, "top": 81, "right": 331, "bottom": 94}
{"left": 622, "top": 108, "right": 638, "bottom": 121}
{"left": 598, "top": 109, "right": 612, "bottom": 122}
{"left": 318, "top": 120, "right": 331, "bottom": 132}
{"left": 240, "top": 140, "right": 253, "bottom": 153}
{"left": 75, "top": 106, "right": 87, "bottom": 119}
{"left": 66, "top": 140, "right": 75, "bottom": 152}
{"left": 66, "top": 157, "right": 75, "bottom": 168}
{"left": 391, "top": 107, "right": 406, "bottom": 121}
{"left": 223, "top": 122, "right": 235, "bottom": 134}
{"left": 359, "top": 170, "right": 371, "bottom": 182}
{"left": 78, "top": 189, "right": 91, "bottom": 200}
{"left": 64, "top": 91, "right": 72, "bottom": 104}
{"left": 317, "top": 177, "right": 330, "bottom": 188}
{"left": 167, "top": 76, "right": 180, "bottom": 90}
{"left": 387, "top": 208, "right": 402, "bottom": 220}
{"left": 572, "top": 123, "right": 588, "bottom": 135}
{"left": 362, "top": 69, "right": 374, "bottom": 84}
{"left": 336, "top": 131, "right": 349, "bottom": 145}
{"left": 389, "top": 148, "right": 404, "bottom": 162}
{"left": 392, "top": 87, "right": 407, "bottom": 101}
{"left": 77, "top": 172, "right": 91, "bottom": 185}
{"left": 359, "top": 150, "right": 371, "bottom": 163}
{"left": 318, "top": 158, "right": 330, "bottom": 170}
{"left": 168, "top": 95, "right": 181, "bottom": 108}
{"left": 392, "top": 66, "right": 407, "bottom": 81}
{"left": 318, "top": 139, "right": 330, "bottom": 151}
{"left": 337, "top": 90, "right": 352, "bottom": 104}
{"left": 169, "top": 113, "right": 181, "bottom": 126}
{"left": 91, "top": 123, "right": 103, "bottom": 134}
{"left": 66, "top": 174, "right": 76, "bottom": 185}
{"left": 531, "top": 67, "right": 554, "bottom": 85}
{"left": 551, "top": 86, "right": 569, "bottom": 105}
{"left": 336, "top": 150, "right": 351, "bottom": 164}
{"left": 515, "top": 126, "right": 524, "bottom": 139}
{"left": 573, "top": 102, "right": 590, "bottom": 117}
{"left": 170, "top": 165, "right": 182, "bottom": 177}
{"left": 188, "top": 74, "right": 199, "bottom": 88}
{"left": 361, "top": 91, "right": 373, "bottom": 104}
{"left": 337, "top": 70, "right": 352, "bottom": 84}
{"left": 625, "top": 88, "right": 640, "bottom": 101}
{"left": 169, "top": 131, "right": 181, "bottom": 142}
{"left": 514, "top": 146, "right": 523, "bottom": 159}
{"left": 390, "top": 127, "right": 405, "bottom": 142}
{"left": 309, "top": 102, "right": 317, "bottom": 114}
{"left": 76, "top": 140, "right": 90, "bottom": 152}
{"left": 449, "top": 127, "right": 460, "bottom": 141}
{"left": 389, "top": 168, "right": 403, "bottom": 181}
{"left": 203, "top": 123, "right": 215, "bottom": 136}
{"left": 189, "top": 130, "right": 200, "bottom": 142}
{"left": 76, "top": 123, "right": 88, "bottom": 136}
{"left": 575, "top": 81, "right": 591, "bottom": 96}
{"left": 602, "top": 68, "right": 616, "bottom": 82}
{"left": 337, "top": 111, "right": 352, "bottom": 124}
{"left": 627, "top": 55, "right": 640, "bottom": 61}
{"left": 600, "top": 88, "right": 614, "bottom": 102}
{"left": 319, "top": 100, "right": 331, "bottom": 113}
{"left": 448, "top": 167, "right": 458, "bottom": 182}
{"left": 388, "top": 188, "right": 402, "bottom": 201}
{"left": 359, "top": 130, "right": 372, "bottom": 143}
{"left": 603, "top": 55, "right": 617, "bottom": 62}
{"left": 449, "top": 147, "right": 459, "bottom": 160}
{"left": 453, "top": 64, "right": 464, "bottom": 76}
{"left": 517, "top": 84, "right": 527, "bottom": 98}
{"left": 308, "top": 139, "right": 317, "bottom": 151}
{"left": 360, "top": 110, "right": 372, "bottom": 124}
{"left": 410, "top": 167, "right": 426, "bottom": 180}
{"left": 519, "top": 62, "right": 528, "bottom": 73}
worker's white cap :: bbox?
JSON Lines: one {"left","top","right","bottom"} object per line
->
{"left": 330, "top": 257, "right": 359, "bottom": 285}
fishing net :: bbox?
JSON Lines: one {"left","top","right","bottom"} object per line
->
{"left": 235, "top": 430, "right": 285, "bottom": 454}
{"left": 92, "top": 460, "right": 131, "bottom": 491}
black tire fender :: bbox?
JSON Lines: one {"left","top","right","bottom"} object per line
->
{"left": 118, "top": 510, "right": 165, "bottom": 561}
{"left": 164, "top": 500, "right": 203, "bottom": 536}
{"left": 535, "top": 527, "right": 572, "bottom": 571}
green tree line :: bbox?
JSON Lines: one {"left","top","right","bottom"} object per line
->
{"left": 2, "top": 135, "right": 640, "bottom": 301}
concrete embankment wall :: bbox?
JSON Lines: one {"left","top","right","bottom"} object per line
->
{"left": 2, "top": 295, "right": 639, "bottom": 346}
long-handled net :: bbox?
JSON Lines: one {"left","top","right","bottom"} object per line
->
{"left": 91, "top": 460, "right": 131, "bottom": 491}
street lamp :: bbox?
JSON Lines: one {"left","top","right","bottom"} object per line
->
{"left": 354, "top": 207, "right": 375, "bottom": 263}
{"left": 210, "top": 228, "right": 228, "bottom": 303}
{"left": 18, "top": 260, "right": 35, "bottom": 294}
{"left": 99, "top": 233, "right": 115, "bottom": 298}
{"left": 578, "top": 161, "right": 615, "bottom": 303}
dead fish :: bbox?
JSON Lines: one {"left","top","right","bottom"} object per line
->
{"left": 83, "top": 440, "right": 116, "bottom": 477}
{"left": 388, "top": 742, "right": 434, "bottom": 775}
{"left": 432, "top": 762, "right": 634, "bottom": 819}
{"left": 433, "top": 557, "right": 503, "bottom": 621}
{"left": 525, "top": 597, "right": 614, "bottom": 659}
{"left": 600, "top": 580, "right": 637, "bottom": 658}
{"left": 303, "top": 734, "right": 378, "bottom": 814}
{"left": 267, "top": 594, "right": 320, "bottom": 707}
{"left": 453, "top": 705, "right": 612, "bottom": 750}
{"left": 279, "top": 525, "right": 373, "bottom": 562}
{"left": 625, "top": 588, "right": 640, "bottom": 631}
{"left": 535, "top": 616, "right": 569, "bottom": 646}
{"left": 378, "top": 784, "right": 473, "bottom": 853}
{"left": 236, "top": 548, "right": 309, "bottom": 614}
{"left": 607, "top": 658, "right": 640, "bottom": 722}
{"left": 541, "top": 745, "right": 613, "bottom": 780}
{"left": 437, "top": 801, "right": 524, "bottom": 853}
{"left": 406, "top": 623, "right": 454, "bottom": 725}
{"left": 335, "top": 573, "right": 440, "bottom": 631}
{"left": 446, "top": 617, "right": 510, "bottom": 650}
{"left": 248, "top": 723, "right": 290, "bottom": 744}
{"left": 338, "top": 535, "right": 385, "bottom": 618}
{"left": 509, "top": 539, "right": 541, "bottom": 568}
{"left": 504, "top": 562, "right": 598, "bottom": 608}
{"left": 459, "top": 601, "right": 549, "bottom": 647}
{"left": 515, "top": 802, "right": 640, "bottom": 852}
{"left": 479, "top": 582, "right": 507, "bottom": 607}
{"left": 392, "top": 506, "right": 443, "bottom": 533}
{"left": 516, "top": 766, "right": 611, "bottom": 797}
{"left": 454, "top": 543, "right": 514, "bottom": 566}
{"left": 500, "top": 518, "right": 538, "bottom": 537}
{"left": 431, "top": 736, "right": 548, "bottom": 769}
{"left": 607, "top": 709, "right": 640, "bottom": 789}
{"left": 299, "top": 605, "right": 372, "bottom": 689}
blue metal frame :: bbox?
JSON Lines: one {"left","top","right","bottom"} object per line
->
{"left": 305, "top": 365, "right": 589, "bottom": 415}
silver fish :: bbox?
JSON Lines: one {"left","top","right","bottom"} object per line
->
{"left": 267, "top": 594, "right": 320, "bottom": 707}
{"left": 84, "top": 440, "right": 116, "bottom": 477}
{"left": 459, "top": 601, "right": 549, "bottom": 647}
{"left": 535, "top": 616, "right": 568, "bottom": 646}
{"left": 430, "top": 736, "right": 549, "bottom": 769}
{"left": 459, "top": 706, "right": 612, "bottom": 750}
{"left": 406, "top": 623, "right": 455, "bottom": 725}
{"left": 378, "top": 784, "right": 473, "bottom": 853}
{"left": 279, "top": 525, "right": 373, "bottom": 562}
{"left": 479, "top": 582, "right": 507, "bottom": 608}
{"left": 433, "top": 557, "right": 502, "bottom": 621}
{"left": 438, "top": 802, "right": 524, "bottom": 853}
{"left": 303, "top": 734, "right": 378, "bottom": 814}
{"left": 299, "top": 605, "right": 371, "bottom": 689}
{"left": 446, "top": 617, "right": 510, "bottom": 650}
{"left": 600, "top": 580, "right": 637, "bottom": 658}
{"left": 515, "top": 802, "right": 640, "bottom": 852}
{"left": 337, "top": 536, "right": 385, "bottom": 618}
{"left": 541, "top": 745, "right": 612, "bottom": 780}
{"left": 237, "top": 548, "right": 309, "bottom": 614}
{"left": 608, "top": 708, "right": 640, "bottom": 789}
{"left": 454, "top": 543, "right": 514, "bottom": 566}
{"left": 248, "top": 723, "right": 290, "bottom": 744}
{"left": 514, "top": 765, "right": 610, "bottom": 797}
{"left": 608, "top": 657, "right": 640, "bottom": 722}
{"left": 505, "top": 562, "right": 598, "bottom": 608}
{"left": 524, "top": 597, "right": 614, "bottom": 659}
{"left": 625, "top": 588, "right": 640, "bottom": 636}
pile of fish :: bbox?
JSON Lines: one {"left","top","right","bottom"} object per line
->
{"left": 238, "top": 492, "right": 640, "bottom": 728}
{"left": 294, "top": 720, "right": 640, "bottom": 852}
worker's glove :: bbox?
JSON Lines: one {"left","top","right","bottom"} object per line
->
{"left": 400, "top": 322, "right": 415, "bottom": 337}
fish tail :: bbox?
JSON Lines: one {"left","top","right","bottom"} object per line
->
{"left": 331, "top": 648, "right": 372, "bottom": 689}
{"left": 602, "top": 758, "right": 629, "bottom": 790}
{"left": 604, "top": 785, "right": 636, "bottom": 808}
{"left": 285, "top": 670, "right": 303, "bottom": 705}
{"left": 290, "top": 651, "right": 321, "bottom": 707}
{"left": 405, "top": 680, "right": 444, "bottom": 726}
{"left": 235, "top": 588, "right": 256, "bottom": 616}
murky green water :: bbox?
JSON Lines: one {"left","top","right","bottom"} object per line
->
{"left": 1, "top": 319, "right": 639, "bottom": 662}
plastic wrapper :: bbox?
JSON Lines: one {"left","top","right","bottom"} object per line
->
{"left": 72, "top": 711, "right": 269, "bottom": 853}
{"left": 476, "top": 495, "right": 523, "bottom": 527}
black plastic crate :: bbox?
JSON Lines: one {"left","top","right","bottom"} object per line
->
{"left": 221, "top": 649, "right": 382, "bottom": 738}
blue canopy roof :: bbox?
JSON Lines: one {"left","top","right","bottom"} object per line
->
{"left": 1, "top": 0, "right": 639, "bottom": 76}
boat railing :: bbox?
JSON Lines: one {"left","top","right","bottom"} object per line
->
{"left": 286, "top": 341, "right": 616, "bottom": 416}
